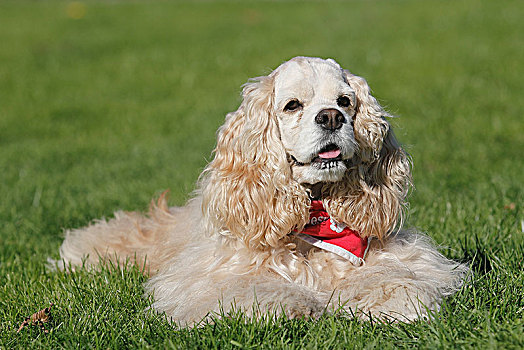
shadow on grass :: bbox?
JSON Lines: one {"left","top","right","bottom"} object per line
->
{"left": 460, "top": 235, "right": 493, "bottom": 275}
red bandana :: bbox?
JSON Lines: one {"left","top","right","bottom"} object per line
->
{"left": 294, "top": 200, "right": 370, "bottom": 266}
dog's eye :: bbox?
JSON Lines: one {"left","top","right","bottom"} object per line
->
{"left": 284, "top": 99, "right": 302, "bottom": 112}
{"left": 337, "top": 96, "right": 351, "bottom": 108}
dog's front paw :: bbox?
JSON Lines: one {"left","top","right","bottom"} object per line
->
{"left": 282, "top": 299, "right": 326, "bottom": 319}
{"left": 262, "top": 292, "right": 327, "bottom": 320}
{"left": 247, "top": 282, "right": 327, "bottom": 320}
{"left": 358, "top": 285, "right": 438, "bottom": 323}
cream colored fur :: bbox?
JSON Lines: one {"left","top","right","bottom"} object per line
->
{"left": 59, "top": 57, "right": 468, "bottom": 326}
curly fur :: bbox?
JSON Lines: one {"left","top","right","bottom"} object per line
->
{"left": 200, "top": 75, "right": 310, "bottom": 249}
{"left": 58, "top": 57, "right": 468, "bottom": 326}
{"left": 323, "top": 72, "right": 412, "bottom": 240}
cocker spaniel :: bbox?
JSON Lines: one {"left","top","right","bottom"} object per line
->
{"left": 59, "top": 57, "right": 468, "bottom": 325}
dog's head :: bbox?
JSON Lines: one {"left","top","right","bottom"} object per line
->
{"left": 274, "top": 57, "right": 358, "bottom": 184}
{"left": 201, "top": 57, "right": 411, "bottom": 248}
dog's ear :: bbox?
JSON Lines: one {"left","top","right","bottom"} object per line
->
{"left": 346, "top": 73, "right": 390, "bottom": 163}
{"left": 200, "top": 76, "right": 309, "bottom": 249}
{"left": 323, "top": 71, "right": 412, "bottom": 240}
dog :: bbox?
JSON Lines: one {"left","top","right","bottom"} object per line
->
{"left": 59, "top": 57, "right": 468, "bottom": 325}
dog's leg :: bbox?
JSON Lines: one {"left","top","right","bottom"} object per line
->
{"left": 221, "top": 279, "right": 327, "bottom": 320}
{"left": 59, "top": 210, "right": 159, "bottom": 271}
{"left": 145, "top": 260, "right": 328, "bottom": 326}
{"left": 58, "top": 199, "right": 198, "bottom": 273}
{"left": 332, "top": 230, "right": 468, "bottom": 322}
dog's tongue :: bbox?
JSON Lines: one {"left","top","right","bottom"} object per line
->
{"left": 318, "top": 148, "right": 341, "bottom": 159}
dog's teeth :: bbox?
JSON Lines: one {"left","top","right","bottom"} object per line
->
{"left": 314, "top": 160, "right": 343, "bottom": 170}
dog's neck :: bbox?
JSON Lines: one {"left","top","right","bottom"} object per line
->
{"left": 293, "top": 190, "right": 370, "bottom": 266}
{"left": 304, "top": 182, "right": 325, "bottom": 200}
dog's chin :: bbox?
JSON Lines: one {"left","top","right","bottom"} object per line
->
{"left": 291, "top": 161, "right": 347, "bottom": 184}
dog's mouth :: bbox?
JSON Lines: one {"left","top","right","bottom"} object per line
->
{"left": 312, "top": 144, "right": 342, "bottom": 163}
{"left": 290, "top": 143, "right": 346, "bottom": 170}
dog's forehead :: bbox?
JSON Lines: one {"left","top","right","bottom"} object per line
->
{"left": 273, "top": 59, "right": 348, "bottom": 101}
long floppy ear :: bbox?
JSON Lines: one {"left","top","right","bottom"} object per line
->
{"left": 323, "top": 72, "right": 412, "bottom": 240}
{"left": 199, "top": 75, "right": 309, "bottom": 249}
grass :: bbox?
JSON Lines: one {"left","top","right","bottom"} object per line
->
{"left": 0, "top": 0, "right": 522, "bottom": 348}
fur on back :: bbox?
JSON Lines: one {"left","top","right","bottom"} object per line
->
{"left": 59, "top": 57, "right": 468, "bottom": 325}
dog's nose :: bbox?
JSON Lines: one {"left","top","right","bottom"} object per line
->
{"left": 315, "top": 109, "right": 345, "bottom": 131}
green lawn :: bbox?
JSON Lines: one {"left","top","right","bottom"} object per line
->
{"left": 1, "top": 0, "right": 522, "bottom": 348}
